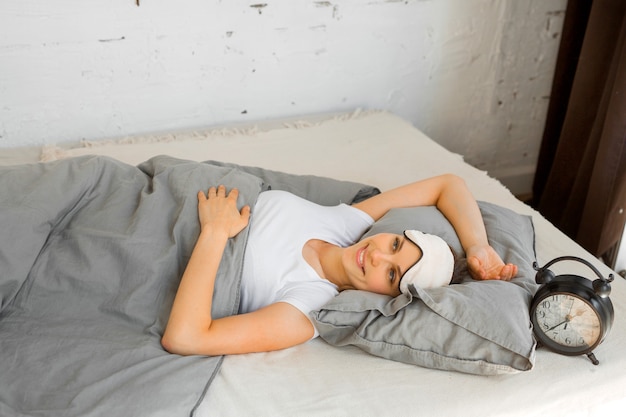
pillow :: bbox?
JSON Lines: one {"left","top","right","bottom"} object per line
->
{"left": 310, "top": 201, "right": 539, "bottom": 375}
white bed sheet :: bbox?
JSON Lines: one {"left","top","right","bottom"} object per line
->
{"left": 10, "top": 110, "right": 626, "bottom": 416}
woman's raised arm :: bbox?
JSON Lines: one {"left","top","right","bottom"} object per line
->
{"left": 352, "top": 174, "right": 517, "bottom": 281}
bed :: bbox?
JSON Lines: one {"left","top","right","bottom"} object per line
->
{"left": 1, "top": 110, "right": 624, "bottom": 417}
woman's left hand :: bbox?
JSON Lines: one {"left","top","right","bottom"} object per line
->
{"left": 197, "top": 185, "right": 250, "bottom": 239}
{"left": 466, "top": 245, "right": 518, "bottom": 281}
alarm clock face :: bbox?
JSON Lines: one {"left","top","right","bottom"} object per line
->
{"left": 534, "top": 293, "right": 601, "bottom": 350}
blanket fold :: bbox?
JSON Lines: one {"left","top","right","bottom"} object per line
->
{"left": 0, "top": 155, "right": 262, "bottom": 417}
{"left": 0, "top": 155, "right": 379, "bottom": 417}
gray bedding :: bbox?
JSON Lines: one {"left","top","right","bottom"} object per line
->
{"left": 0, "top": 155, "right": 378, "bottom": 417}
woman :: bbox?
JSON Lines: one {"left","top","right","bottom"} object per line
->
{"left": 161, "top": 174, "right": 518, "bottom": 356}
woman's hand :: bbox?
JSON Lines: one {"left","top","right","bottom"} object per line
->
{"left": 466, "top": 244, "right": 518, "bottom": 281}
{"left": 197, "top": 185, "right": 250, "bottom": 238}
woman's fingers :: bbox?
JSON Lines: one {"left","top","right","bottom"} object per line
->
{"left": 500, "top": 264, "right": 518, "bottom": 281}
{"left": 468, "top": 256, "right": 519, "bottom": 282}
{"left": 226, "top": 187, "right": 238, "bottom": 201}
{"left": 467, "top": 256, "right": 487, "bottom": 281}
{"left": 197, "top": 186, "right": 250, "bottom": 237}
{"left": 240, "top": 204, "right": 251, "bottom": 223}
{"left": 206, "top": 185, "right": 229, "bottom": 199}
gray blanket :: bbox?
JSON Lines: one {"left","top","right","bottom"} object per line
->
{"left": 0, "top": 155, "right": 379, "bottom": 417}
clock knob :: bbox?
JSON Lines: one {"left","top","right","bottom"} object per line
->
{"left": 533, "top": 261, "right": 555, "bottom": 284}
{"left": 592, "top": 275, "right": 614, "bottom": 298}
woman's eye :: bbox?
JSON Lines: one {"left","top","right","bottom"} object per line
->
{"left": 392, "top": 237, "right": 399, "bottom": 251}
{"left": 388, "top": 269, "right": 396, "bottom": 282}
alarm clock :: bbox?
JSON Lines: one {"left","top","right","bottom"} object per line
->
{"left": 530, "top": 256, "right": 614, "bottom": 365}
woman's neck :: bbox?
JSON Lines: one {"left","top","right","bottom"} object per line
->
{"left": 303, "top": 239, "right": 352, "bottom": 291}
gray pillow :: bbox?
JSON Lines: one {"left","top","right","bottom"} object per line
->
{"left": 311, "top": 201, "right": 539, "bottom": 375}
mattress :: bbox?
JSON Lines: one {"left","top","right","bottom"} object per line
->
{"left": 4, "top": 110, "right": 625, "bottom": 416}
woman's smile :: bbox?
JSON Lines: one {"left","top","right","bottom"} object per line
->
{"left": 356, "top": 245, "right": 367, "bottom": 274}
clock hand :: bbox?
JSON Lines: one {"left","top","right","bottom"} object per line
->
{"left": 545, "top": 301, "right": 575, "bottom": 332}
{"left": 547, "top": 320, "right": 568, "bottom": 331}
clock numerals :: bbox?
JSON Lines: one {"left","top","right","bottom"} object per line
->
{"left": 534, "top": 294, "right": 601, "bottom": 349}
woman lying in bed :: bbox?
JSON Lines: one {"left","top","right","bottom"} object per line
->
{"left": 161, "top": 174, "right": 518, "bottom": 356}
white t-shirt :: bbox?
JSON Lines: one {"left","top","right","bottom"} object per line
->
{"left": 240, "top": 190, "right": 374, "bottom": 330}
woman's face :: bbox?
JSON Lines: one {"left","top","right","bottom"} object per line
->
{"left": 342, "top": 233, "right": 421, "bottom": 297}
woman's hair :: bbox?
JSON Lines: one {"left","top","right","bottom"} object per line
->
{"left": 450, "top": 248, "right": 468, "bottom": 285}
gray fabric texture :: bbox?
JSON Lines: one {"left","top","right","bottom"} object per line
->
{"left": 0, "top": 155, "right": 379, "bottom": 417}
{"left": 311, "top": 202, "right": 539, "bottom": 375}
{"left": 202, "top": 160, "right": 380, "bottom": 205}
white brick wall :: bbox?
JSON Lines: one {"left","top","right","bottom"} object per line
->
{"left": 0, "top": 0, "right": 567, "bottom": 196}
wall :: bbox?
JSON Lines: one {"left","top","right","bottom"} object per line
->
{"left": 0, "top": 0, "right": 566, "bottom": 196}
